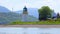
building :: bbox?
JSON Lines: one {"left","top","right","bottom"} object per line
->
{"left": 22, "top": 6, "right": 28, "bottom": 21}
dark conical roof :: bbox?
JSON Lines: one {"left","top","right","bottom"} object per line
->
{"left": 23, "top": 6, "right": 27, "bottom": 11}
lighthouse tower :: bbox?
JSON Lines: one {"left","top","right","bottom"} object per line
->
{"left": 22, "top": 6, "right": 28, "bottom": 21}
{"left": 23, "top": 6, "right": 28, "bottom": 14}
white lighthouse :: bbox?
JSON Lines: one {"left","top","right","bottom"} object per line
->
{"left": 22, "top": 6, "right": 28, "bottom": 21}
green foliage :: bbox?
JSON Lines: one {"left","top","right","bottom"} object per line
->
{"left": 38, "top": 6, "right": 53, "bottom": 20}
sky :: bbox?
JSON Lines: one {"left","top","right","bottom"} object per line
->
{"left": 0, "top": 0, "right": 60, "bottom": 13}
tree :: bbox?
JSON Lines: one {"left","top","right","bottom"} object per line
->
{"left": 38, "top": 6, "right": 52, "bottom": 20}
{"left": 57, "top": 13, "right": 60, "bottom": 18}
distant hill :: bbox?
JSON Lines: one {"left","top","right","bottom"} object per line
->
{"left": 0, "top": 6, "right": 21, "bottom": 24}
{"left": 0, "top": 12, "right": 22, "bottom": 24}
{"left": 0, "top": 6, "right": 10, "bottom": 12}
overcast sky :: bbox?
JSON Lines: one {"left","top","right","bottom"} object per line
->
{"left": 0, "top": 0, "right": 60, "bottom": 13}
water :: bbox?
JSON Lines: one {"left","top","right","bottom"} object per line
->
{"left": 0, "top": 27, "right": 59, "bottom": 34}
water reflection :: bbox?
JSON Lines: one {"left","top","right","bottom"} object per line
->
{"left": 0, "top": 27, "right": 59, "bottom": 34}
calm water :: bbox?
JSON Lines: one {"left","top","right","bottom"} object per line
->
{"left": 0, "top": 27, "right": 59, "bottom": 34}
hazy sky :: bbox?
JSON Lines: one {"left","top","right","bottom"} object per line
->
{"left": 0, "top": 0, "right": 60, "bottom": 13}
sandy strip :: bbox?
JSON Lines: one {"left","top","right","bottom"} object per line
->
{"left": 0, "top": 25, "right": 60, "bottom": 28}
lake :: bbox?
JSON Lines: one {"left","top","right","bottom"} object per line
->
{"left": 0, "top": 27, "right": 59, "bottom": 34}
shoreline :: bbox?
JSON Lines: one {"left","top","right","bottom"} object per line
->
{"left": 0, "top": 25, "right": 60, "bottom": 28}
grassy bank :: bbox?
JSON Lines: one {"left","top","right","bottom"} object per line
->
{"left": 10, "top": 18, "right": 60, "bottom": 25}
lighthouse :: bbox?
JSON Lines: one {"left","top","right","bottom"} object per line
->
{"left": 22, "top": 6, "right": 28, "bottom": 21}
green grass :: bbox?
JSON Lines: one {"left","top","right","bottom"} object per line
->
{"left": 10, "top": 18, "right": 60, "bottom": 25}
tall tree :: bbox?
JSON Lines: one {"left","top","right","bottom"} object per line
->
{"left": 38, "top": 6, "right": 52, "bottom": 20}
{"left": 57, "top": 13, "right": 60, "bottom": 18}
